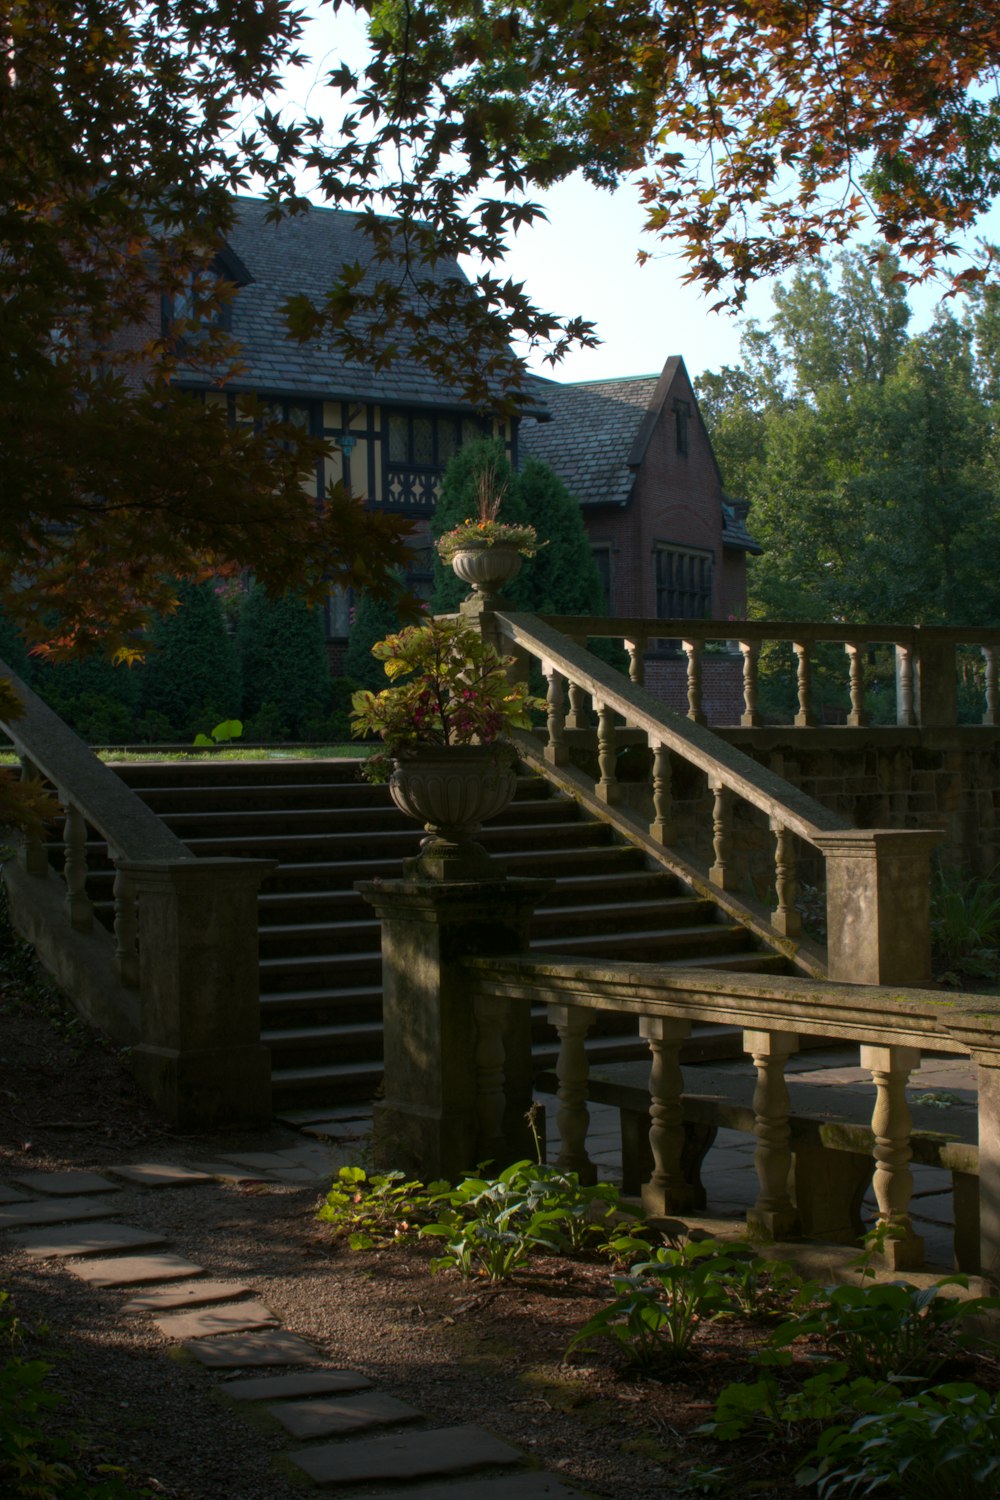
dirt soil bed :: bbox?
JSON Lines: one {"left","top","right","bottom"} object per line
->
{"left": 1, "top": 922, "right": 997, "bottom": 1500}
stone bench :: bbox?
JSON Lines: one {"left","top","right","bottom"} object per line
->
{"left": 536, "top": 1059, "right": 980, "bottom": 1271}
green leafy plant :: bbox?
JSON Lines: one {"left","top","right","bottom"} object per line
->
{"left": 801, "top": 1382, "right": 1000, "bottom": 1498}
{"left": 0, "top": 1289, "right": 148, "bottom": 1498}
{"left": 316, "top": 1166, "right": 444, "bottom": 1251}
{"left": 435, "top": 456, "right": 540, "bottom": 563}
{"left": 772, "top": 1275, "right": 999, "bottom": 1381}
{"left": 567, "top": 1239, "right": 747, "bottom": 1368}
{"left": 349, "top": 616, "right": 543, "bottom": 783}
{"left": 703, "top": 1357, "right": 884, "bottom": 1445}
{"left": 193, "top": 718, "right": 243, "bottom": 747}
{"left": 931, "top": 865, "right": 1000, "bottom": 979}
{"left": 422, "top": 1161, "right": 570, "bottom": 1281}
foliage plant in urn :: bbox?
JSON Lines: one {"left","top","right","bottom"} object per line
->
{"left": 435, "top": 459, "right": 541, "bottom": 602}
{"left": 350, "top": 617, "right": 544, "bottom": 879}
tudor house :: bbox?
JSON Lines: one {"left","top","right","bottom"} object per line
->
{"left": 171, "top": 198, "right": 758, "bottom": 661}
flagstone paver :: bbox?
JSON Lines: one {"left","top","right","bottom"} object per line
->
{"left": 362, "top": 1476, "right": 589, "bottom": 1499}
{"left": 154, "top": 1300, "right": 278, "bottom": 1340}
{"left": 122, "top": 1280, "right": 253, "bottom": 1313}
{"left": 288, "top": 1424, "right": 523, "bottom": 1488}
{"left": 223, "top": 1370, "right": 373, "bottom": 1402}
{"left": 65, "top": 1253, "right": 204, "bottom": 1287}
{"left": 0, "top": 1196, "right": 120, "bottom": 1229}
{"left": 106, "top": 1163, "right": 213, "bottom": 1188}
{"left": 12, "top": 1170, "right": 118, "bottom": 1196}
{"left": 12, "top": 1222, "right": 166, "bottom": 1258}
{"left": 184, "top": 1329, "right": 321, "bottom": 1368}
{"left": 266, "top": 1391, "right": 421, "bottom": 1439}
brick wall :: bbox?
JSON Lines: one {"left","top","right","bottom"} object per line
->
{"left": 644, "top": 654, "right": 745, "bottom": 726}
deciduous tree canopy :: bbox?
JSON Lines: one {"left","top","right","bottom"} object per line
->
{"left": 295, "top": 0, "right": 1000, "bottom": 392}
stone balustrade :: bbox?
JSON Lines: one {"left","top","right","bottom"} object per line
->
{"left": 461, "top": 953, "right": 1000, "bottom": 1280}
{"left": 492, "top": 612, "right": 940, "bottom": 987}
{"left": 541, "top": 615, "right": 1000, "bottom": 729}
{"left": 1, "top": 661, "right": 273, "bottom": 1128}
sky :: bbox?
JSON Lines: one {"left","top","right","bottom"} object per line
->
{"left": 276, "top": 4, "right": 1000, "bottom": 387}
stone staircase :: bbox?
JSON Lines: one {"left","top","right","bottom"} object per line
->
{"left": 83, "top": 758, "right": 789, "bottom": 1107}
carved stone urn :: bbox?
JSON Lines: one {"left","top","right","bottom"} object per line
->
{"left": 389, "top": 744, "right": 517, "bottom": 880}
{"left": 449, "top": 543, "right": 523, "bottom": 602}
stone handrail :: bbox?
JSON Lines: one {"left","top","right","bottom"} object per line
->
{"left": 461, "top": 951, "right": 1000, "bottom": 1278}
{"left": 493, "top": 612, "right": 940, "bottom": 985}
{"left": 0, "top": 660, "right": 272, "bottom": 1128}
{"left": 542, "top": 614, "right": 1000, "bottom": 729}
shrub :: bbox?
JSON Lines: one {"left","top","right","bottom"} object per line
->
{"left": 343, "top": 585, "right": 405, "bottom": 695}
{"left": 237, "top": 586, "right": 331, "bottom": 738}
{"left": 931, "top": 865, "right": 1000, "bottom": 979}
{"left": 138, "top": 579, "right": 240, "bottom": 737}
{"left": 35, "top": 656, "right": 139, "bottom": 743}
{"left": 430, "top": 438, "right": 528, "bottom": 614}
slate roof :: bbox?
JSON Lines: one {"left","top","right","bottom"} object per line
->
{"left": 519, "top": 373, "right": 659, "bottom": 507}
{"left": 520, "top": 363, "right": 761, "bottom": 552}
{"left": 182, "top": 197, "right": 534, "bottom": 412}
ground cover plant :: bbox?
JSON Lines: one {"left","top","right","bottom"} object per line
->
{"left": 314, "top": 1157, "right": 1000, "bottom": 1497}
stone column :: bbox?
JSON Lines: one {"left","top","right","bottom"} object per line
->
{"left": 813, "top": 829, "right": 941, "bottom": 984}
{"left": 641, "top": 1016, "right": 698, "bottom": 1215}
{"left": 745, "top": 1029, "right": 800, "bottom": 1239}
{"left": 860, "top": 1043, "right": 924, "bottom": 1270}
{"left": 549, "top": 1004, "right": 597, "bottom": 1184}
{"left": 976, "top": 1054, "right": 1000, "bottom": 1289}
{"left": 913, "top": 635, "right": 957, "bottom": 727}
{"left": 120, "top": 857, "right": 276, "bottom": 1130}
{"left": 358, "top": 877, "right": 551, "bottom": 1182}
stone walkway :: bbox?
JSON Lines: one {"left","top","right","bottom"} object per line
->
{"left": 0, "top": 1146, "right": 587, "bottom": 1498}
{"left": 0, "top": 1048, "right": 975, "bottom": 1496}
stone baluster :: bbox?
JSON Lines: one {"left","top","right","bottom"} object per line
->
{"left": 709, "top": 776, "right": 736, "bottom": 890}
{"left": 895, "top": 643, "right": 917, "bottom": 726}
{"left": 111, "top": 854, "right": 139, "bottom": 988}
{"left": 745, "top": 1030, "right": 800, "bottom": 1238}
{"left": 18, "top": 756, "right": 49, "bottom": 877}
{"left": 860, "top": 1044, "right": 924, "bottom": 1269}
{"left": 566, "top": 640, "right": 592, "bottom": 730}
{"left": 770, "top": 818, "right": 801, "bottom": 937}
{"left": 474, "top": 992, "right": 509, "bottom": 1166}
{"left": 682, "top": 638, "right": 707, "bottom": 724}
{"left": 641, "top": 1017, "right": 697, "bottom": 1214}
{"left": 60, "top": 795, "right": 92, "bottom": 932}
{"left": 845, "top": 642, "right": 868, "bottom": 727}
{"left": 793, "top": 642, "right": 815, "bottom": 726}
{"left": 544, "top": 663, "right": 569, "bottom": 766}
{"left": 624, "top": 635, "right": 646, "bottom": 687}
{"left": 983, "top": 646, "right": 997, "bottom": 727}
{"left": 649, "top": 741, "right": 675, "bottom": 845}
{"left": 548, "top": 1004, "right": 596, "bottom": 1184}
{"left": 595, "top": 701, "right": 619, "bottom": 805}
{"left": 739, "top": 641, "right": 761, "bottom": 727}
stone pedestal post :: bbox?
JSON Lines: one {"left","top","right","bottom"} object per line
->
{"left": 813, "top": 830, "right": 941, "bottom": 985}
{"left": 975, "top": 1054, "right": 1000, "bottom": 1289}
{"left": 913, "top": 636, "right": 958, "bottom": 727}
{"left": 120, "top": 858, "right": 275, "bottom": 1130}
{"left": 358, "top": 877, "right": 551, "bottom": 1182}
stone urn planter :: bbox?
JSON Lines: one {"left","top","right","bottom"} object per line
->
{"left": 448, "top": 542, "right": 524, "bottom": 602}
{"left": 390, "top": 744, "right": 517, "bottom": 880}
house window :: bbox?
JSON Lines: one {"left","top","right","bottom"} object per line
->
{"left": 673, "top": 399, "right": 690, "bottom": 455}
{"left": 383, "top": 409, "right": 489, "bottom": 513}
{"left": 655, "top": 546, "right": 712, "bottom": 620}
{"left": 161, "top": 266, "right": 232, "bottom": 342}
{"left": 591, "top": 545, "right": 612, "bottom": 611}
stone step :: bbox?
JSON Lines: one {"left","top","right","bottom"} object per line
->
{"left": 287, "top": 1423, "right": 523, "bottom": 1489}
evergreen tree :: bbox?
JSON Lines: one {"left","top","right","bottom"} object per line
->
{"left": 139, "top": 580, "right": 241, "bottom": 737}
{"left": 429, "top": 438, "right": 530, "bottom": 613}
{"left": 238, "top": 586, "right": 331, "bottom": 738}
{"left": 514, "top": 457, "right": 604, "bottom": 615}
{"left": 343, "top": 582, "right": 406, "bottom": 694}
